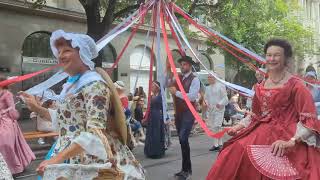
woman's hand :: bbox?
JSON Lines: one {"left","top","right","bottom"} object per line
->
{"left": 227, "top": 124, "right": 245, "bottom": 136}
{"left": 227, "top": 127, "right": 238, "bottom": 136}
{"left": 19, "top": 92, "right": 40, "bottom": 112}
{"left": 271, "top": 140, "right": 295, "bottom": 157}
{"left": 216, "top": 104, "right": 223, "bottom": 110}
{"left": 36, "top": 156, "right": 63, "bottom": 176}
{"left": 168, "top": 87, "right": 177, "bottom": 95}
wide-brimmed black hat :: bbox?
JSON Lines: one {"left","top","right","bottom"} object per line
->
{"left": 177, "top": 56, "right": 195, "bottom": 65}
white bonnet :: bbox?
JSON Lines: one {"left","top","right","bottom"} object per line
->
{"left": 50, "top": 29, "right": 98, "bottom": 70}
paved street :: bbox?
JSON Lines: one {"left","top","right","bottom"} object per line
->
{"left": 135, "top": 134, "right": 220, "bottom": 180}
{"left": 16, "top": 134, "right": 227, "bottom": 180}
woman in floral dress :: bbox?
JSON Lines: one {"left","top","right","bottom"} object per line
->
{"left": 21, "top": 30, "right": 145, "bottom": 180}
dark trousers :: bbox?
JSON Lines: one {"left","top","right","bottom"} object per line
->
{"left": 175, "top": 110, "right": 195, "bottom": 173}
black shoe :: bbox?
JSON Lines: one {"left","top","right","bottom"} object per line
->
{"left": 209, "top": 146, "right": 220, "bottom": 151}
{"left": 174, "top": 170, "right": 185, "bottom": 177}
{"left": 181, "top": 171, "right": 192, "bottom": 180}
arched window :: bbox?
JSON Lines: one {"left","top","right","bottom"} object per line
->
{"left": 129, "top": 45, "right": 155, "bottom": 95}
{"left": 21, "top": 31, "right": 58, "bottom": 91}
{"left": 22, "top": 31, "right": 53, "bottom": 58}
{"left": 199, "top": 53, "right": 213, "bottom": 70}
{"left": 101, "top": 44, "right": 117, "bottom": 81}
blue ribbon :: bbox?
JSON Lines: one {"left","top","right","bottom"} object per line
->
{"left": 156, "top": 2, "right": 168, "bottom": 122}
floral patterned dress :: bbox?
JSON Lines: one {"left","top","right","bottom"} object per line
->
{"left": 45, "top": 80, "right": 145, "bottom": 180}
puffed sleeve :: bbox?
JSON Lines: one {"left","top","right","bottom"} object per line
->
{"left": 72, "top": 82, "right": 112, "bottom": 160}
{"left": 3, "top": 91, "right": 19, "bottom": 120}
{"left": 48, "top": 108, "right": 59, "bottom": 131}
{"left": 293, "top": 81, "right": 320, "bottom": 148}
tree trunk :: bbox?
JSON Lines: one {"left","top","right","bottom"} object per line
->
{"left": 81, "top": 0, "right": 114, "bottom": 68}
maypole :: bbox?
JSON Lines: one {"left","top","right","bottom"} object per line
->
{"left": 160, "top": 0, "right": 229, "bottom": 138}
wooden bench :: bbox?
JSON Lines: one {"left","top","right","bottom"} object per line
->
{"left": 23, "top": 131, "right": 59, "bottom": 140}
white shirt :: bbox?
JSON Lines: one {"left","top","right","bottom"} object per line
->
{"left": 175, "top": 71, "right": 200, "bottom": 102}
{"left": 204, "top": 82, "right": 228, "bottom": 111}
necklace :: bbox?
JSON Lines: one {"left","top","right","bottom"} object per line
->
{"left": 65, "top": 73, "right": 83, "bottom": 94}
{"left": 270, "top": 72, "right": 286, "bottom": 84}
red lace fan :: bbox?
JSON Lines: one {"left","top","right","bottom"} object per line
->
{"left": 247, "top": 145, "right": 300, "bottom": 180}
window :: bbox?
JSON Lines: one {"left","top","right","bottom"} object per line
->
{"left": 22, "top": 32, "right": 53, "bottom": 58}
{"left": 199, "top": 53, "right": 213, "bottom": 70}
{"left": 129, "top": 46, "right": 155, "bottom": 94}
{"left": 21, "top": 31, "right": 57, "bottom": 91}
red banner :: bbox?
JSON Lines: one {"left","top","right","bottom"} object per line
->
{"left": 107, "top": 10, "right": 148, "bottom": 73}
{"left": 0, "top": 64, "right": 60, "bottom": 88}
{"left": 143, "top": 5, "right": 157, "bottom": 121}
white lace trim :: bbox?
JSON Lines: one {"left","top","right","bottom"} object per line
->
{"left": 50, "top": 30, "right": 98, "bottom": 70}
{"left": 73, "top": 132, "right": 108, "bottom": 160}
{"left": 48, "top": 108, "right": 59, "bottom": 131}
{"left": 295, "top": 122, "right": 320, "bottom": 148}
{"left": 0, "top": 153, "right": 13, "bottom": 180}
{"left": 43, "top": 163, "right": 112, "bottom": 180}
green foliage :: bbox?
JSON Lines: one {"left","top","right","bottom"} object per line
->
{"left": 195, "top": 0, "right": 316, "bottom": 84}
{"left": 28, "top": 0, "right": 317, "bottom": 84}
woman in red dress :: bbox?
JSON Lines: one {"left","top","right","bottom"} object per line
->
{"left": 207, "top": 39, "right": 320, "bottom": 180}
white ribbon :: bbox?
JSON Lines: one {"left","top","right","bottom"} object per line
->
{"left": 173, "top": 3, "right": 266, "bottom": 64}
{"left": 133, "top": 12, "right": 153, "bottom": 90}
{"left": 26, "top": 70, "right": 68, "bottom": 96}
{"left": 165, "top": 4, "right": 254, "bottom": 97}
{"left": 26, "top": 1, "right": 155, "bottom": 98}
{"left": 156, "top": 2, "right": 168, "bottom": 122}
{"left": 96, "top": 1, "right": 155, "bottom": 51}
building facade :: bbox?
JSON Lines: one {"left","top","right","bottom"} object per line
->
{"left": 297, "top": 0, "right": 320, "bottom": 74}
{"left": 0, "top": 0, "right": 225, "bottom": 96}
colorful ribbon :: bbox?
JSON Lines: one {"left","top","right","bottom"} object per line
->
{"left": 96, "top": 0, "right": 155, "bottom": 51}
{"left": 108, "top": 7, "right": 149, "bottom": 72}
{"left": 0, "top": 64, "right": 61, "bottom": 88}
{"left": 169, "top": 3, "right": 264, "bottom": 75}
{"left": 172, "top": 3, "right": 266, "bottom": 65}
{"left": 156, "top": 2, "right": 169, "bottom": 123}
{"left": 25, "top": 1, "right": 155, "bottom": 97}
{"left": 160, "top": 6, "right": 229, "bottom": 139}
{"left": 164, "top": 4, "right": 255, "bottom": 97}
{"left": 143, "top": 5, "right": 157, "bottom": 121}
{"left": 132, "top": 9, "right": 153, "bottom": 90}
